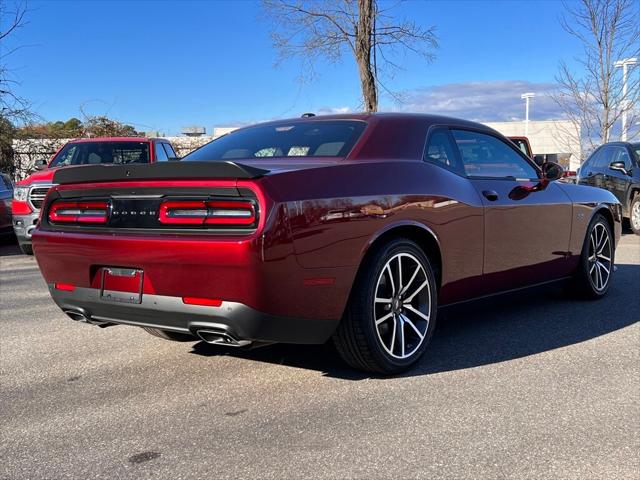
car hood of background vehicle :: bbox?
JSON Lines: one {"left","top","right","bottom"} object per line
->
{"left": 16, "top": 167, "right": 57, "bottom": 186}
{"left": 557, "top": 181, "right": 621, "bottom": 205}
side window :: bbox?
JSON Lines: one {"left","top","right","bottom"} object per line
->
{"left": 155, "top": 142, "right": 169, "bottom": 161}
{"left": 162, "top": 143, "right": 177, "bottom": 159}
{"left": 614, "top": 147, "right": 632, "bottom": 169}
{"left": 451, "top": 130, "right": 538, "bottom": 179}
{"left": 423, "top": 128, "right": 462, "bottom": 174}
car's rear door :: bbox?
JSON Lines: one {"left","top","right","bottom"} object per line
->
{"left": 450, "top": 128, "right": 573, "bottom": 293}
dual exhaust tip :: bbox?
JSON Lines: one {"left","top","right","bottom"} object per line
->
{"left": 63, "top": 309, "right": 251, "bottom": 347}
{"left": 195, "top": 329, "right": 251, "bottom": 347}
{"left": 63, "top": 308, "right": 109, "bottom": 327}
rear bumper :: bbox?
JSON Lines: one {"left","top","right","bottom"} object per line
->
{"left": 50, "top": 285, "right": 339, "bottom": 344}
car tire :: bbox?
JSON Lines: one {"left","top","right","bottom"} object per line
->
{"left": 142, "top": 327, "right": 196, "bottom": 342}
{"left": 19, "top": 243, "right": 33, "bottom": 255}
{"left": 333, "top": 238, "right": 438, "bottom": 374}
{"left": 571, "top": 213, "right": 615, "bottom": 299}
{"left": 630, "top": 195, "right": 640, "bottom": 236}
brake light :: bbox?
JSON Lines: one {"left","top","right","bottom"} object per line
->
{"left": 54, "top": 283, "right": 76, "bottom": 292}
{"left": 49, "top": 201, "right": 109, "bottom": 224}
{"left": 159, "top": 200, "right": 256, "bottom": 226}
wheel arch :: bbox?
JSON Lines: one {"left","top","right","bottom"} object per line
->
{"left": 628, "top": 186, "right": 640, "bottom": 208}
{"left": 592, "top": 205, "right": 615, "bottom": 233}
{"left": 358, "top": 221, "right": 443, "bottom": 290}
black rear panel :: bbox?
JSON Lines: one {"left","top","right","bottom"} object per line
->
{"left": 53, "top": 161, "right": 270, "bottom": 185}
{"left": 39, "top": 186, "right": 259, "bottom": 235}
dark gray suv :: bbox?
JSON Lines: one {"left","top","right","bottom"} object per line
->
{"left": 578, "top": 142, "right": 640, "bottom": 235}
{"left": 0, "top": 173, "right": 14, "bottom": 240}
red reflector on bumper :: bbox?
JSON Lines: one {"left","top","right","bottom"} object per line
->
{"left": 54, "top": 283, "right": 76, "bottom": 292}
{"left": 182, "top": 297, "right": 222, "bottom": 307}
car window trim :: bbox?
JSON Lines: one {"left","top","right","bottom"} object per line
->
{"left": 422, "top": 125, "right": 465, "bottom": 176}
{"left": 447, "top": 125, "right": 542, "bottom": 181}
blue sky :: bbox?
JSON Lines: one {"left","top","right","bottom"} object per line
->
{"left": 7, "top": 0, "right": 585, "bottom": 134}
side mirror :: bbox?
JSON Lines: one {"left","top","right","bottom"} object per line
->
{"left": 33, "top": 159, "right": 48, "bottom": 171}
{"left": 609, "top": 161, "right": 628, "bottom": 174}
{"left": 541, "top": 161, "right": 563, "bottom": 181}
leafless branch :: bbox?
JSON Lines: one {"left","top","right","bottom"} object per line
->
{"left": 552, "top": 0, "right": 639, "bottom": 153}
{"left": 262, "top": 0, "right": 438, "bottom": 112}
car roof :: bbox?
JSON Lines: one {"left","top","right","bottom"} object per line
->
{"left": 234, "top": 112, "right": 494, "bottom": 132}
{"left": 598, "top": 141, "right": 638, "bottom": 148}
{"left": 67, "top": 137, "right": 161, "bottom": 143}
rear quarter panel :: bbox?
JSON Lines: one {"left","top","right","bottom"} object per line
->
{"left": 262, "top": 160, "right": 485, "bottom": 305}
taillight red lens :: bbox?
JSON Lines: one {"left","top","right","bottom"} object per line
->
{"left": 49, "top": 201, "right": 109, "bottom": 224}
{"left": 158, "top": 200, "right": 256, "bottom": 226}
{"left": 182, "top": 297, "right": 222, "bottom": 307}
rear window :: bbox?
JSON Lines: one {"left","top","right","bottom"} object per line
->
{"left": 50, "top": 141, "right": 151, "bottom": 167}
{"left": 184, "top": 121, "right": 366, "bottom": 161}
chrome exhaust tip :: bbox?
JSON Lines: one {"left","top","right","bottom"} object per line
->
{"left": 62, "top": 308, "right": 110, "bottom": 327}
{"left": 195, "top": 329, "right": 251, "bottom": 347}
{"left": 64, "top": 309, "right": 89, "bottom": 322}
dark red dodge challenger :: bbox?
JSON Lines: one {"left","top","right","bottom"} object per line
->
{"left": 32, "top": 114, "right": 622, "bottom": 374}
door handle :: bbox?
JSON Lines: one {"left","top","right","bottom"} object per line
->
{"left": 586, "top": 172, "right": 594, "bottom": 177}
{"left": 482, "top": 190, "right": 499, "bottom": 201}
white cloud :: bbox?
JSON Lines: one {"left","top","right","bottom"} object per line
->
{"left": 316, "top": 106, "right": 353, "bottom": 115}
{"left": 385, "top": 80, "right": 563, "bottom": 122}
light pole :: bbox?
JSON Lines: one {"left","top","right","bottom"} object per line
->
{"left": 614, "top": 57, "right": 637, "bottom": 141}
{"left": 521, "top": 92, "right": 535, "bottom": 136}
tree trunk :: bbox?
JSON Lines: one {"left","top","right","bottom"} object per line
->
{"left": 355, "top": 0, "right": 377, "bottom": 112}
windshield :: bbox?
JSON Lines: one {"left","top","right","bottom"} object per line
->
{"left": 50, "top": 141, "right": 151, "bottom": 167}
{"left": 184, "top": 120, "right": 366, "bottom": 161}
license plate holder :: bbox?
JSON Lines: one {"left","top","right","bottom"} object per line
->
{"left": 100, "top": 268, "right": 144, "bottom": 304}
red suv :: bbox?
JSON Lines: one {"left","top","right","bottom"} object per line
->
{"left": 12, "top": 137, "right": 178, "bottom": 254}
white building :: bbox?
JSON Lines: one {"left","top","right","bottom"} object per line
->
{"left": 483, "top": 120, "right": 582, "bottom": 171}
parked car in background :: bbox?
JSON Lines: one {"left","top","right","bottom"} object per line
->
{"left": 0, "top": 173, "right": 14, "bottom": 240}
{"left": 508, "top": 136, "right": 533, "bottom": 159}
{"left": 12, "top": 137, "right": 178, "bottom": 254}
{"left": 32, "top": 114, "right": 622, "bottom": 374}
{"left": 578, "top": 141, "right": 640, "bottom": 235}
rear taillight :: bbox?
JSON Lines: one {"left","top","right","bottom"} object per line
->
{"left": 49, "top": 201, "right": 109, "bottom": 224}
{"left": 159, "top": 200, "right": 256, "bottom": 226}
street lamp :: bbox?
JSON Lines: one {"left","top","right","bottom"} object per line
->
{"left": 521, "top": 92, "right": 535, "bottom": 136}
{"left": 614, "top": 57, "right": 638, "bottom": 141}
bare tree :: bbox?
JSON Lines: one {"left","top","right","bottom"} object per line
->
{"left": 0, "top": 0, "right": 32, "bottom": 175}
{"left": 0, "top": 0, "right": 32, "bottom": 125}
{"left": 262, "top": 0, "right": 438, "bottom": 112}
{"left": 552, "top": 0, "right": 639, "bottom": 153}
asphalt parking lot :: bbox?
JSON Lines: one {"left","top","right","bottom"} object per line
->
{"left": 1, "top": 233, "right": 638, "bottom": 479}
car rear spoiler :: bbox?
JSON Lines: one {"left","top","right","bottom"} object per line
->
{"left": 52, "top": 161, "right": 270, "bottom": 185}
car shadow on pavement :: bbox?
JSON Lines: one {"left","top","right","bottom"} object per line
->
{"left": 190, "top": 263, "right": 640, "bottom": 380}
